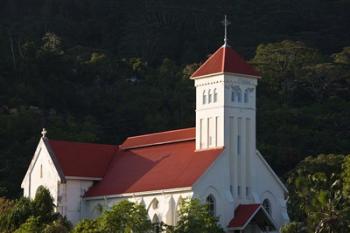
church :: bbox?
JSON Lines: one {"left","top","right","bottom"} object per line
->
{"left": 21, "top": 31, "right": 289, "bottom": 232}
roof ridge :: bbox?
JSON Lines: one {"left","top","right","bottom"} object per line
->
{"left": 121, "top": 137, "right": 195, "bottom": 150}
{"left": 221, "top": 46, "right": 225, "bottom": 72}
{"left": 126, "top": 127, "right": 195, "bottom": 139}
{"left": 190, "top": 47, "right": 224, "bottom": 78}
{"left": 48, "top": 139, "right": 116, "bottom": 147}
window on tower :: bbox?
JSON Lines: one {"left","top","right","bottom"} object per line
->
{"left": 244, "top": 88, "right": 254, "bottom": 103}
{"left": 231, "top": 86, "right": 242, "bottom": 103}
{"left": 208, "top": 89, "right": 212, "bottom": 103}
{"left": 244, "top": 89, "right": 249, "bottom": 103}
{"left": 237, "top": 135, "right": 241, "bottom": 155}
{"left": 213, "top": 88, "right": 218, "bottom": 102}
{"left": 238, "top": 88, "right": 242, "bottom": 102}
{"left": 203, "top": 90, "right": 207, "bottom": 104}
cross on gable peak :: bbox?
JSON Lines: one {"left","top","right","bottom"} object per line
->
{"left": 41, "top": 128, "right": 47, "bottom": 138}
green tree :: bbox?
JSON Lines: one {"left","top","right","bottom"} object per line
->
{"left": 72, "top": 219, "right": 102, "bottom": 233}
{"left": 251, "top": 40, "right": 324, "bottom": 103}
{"left": 0, "top": 197, "right": 15, "bottom": 232}
{"left": 42, "top": 218, "right": 71, "bottom": 233}
{"left": 5, "top": 197, "right": 33, "bottom": 232}
{"left": 14, "top": 216, "right": 43, "bottom": 233}
{"left": 287, "top": 154, "right": 344, "bottom": 221}
{"left": 39, "top": 33, "right": 64, "bottom": 56}
{"left": 32, "top": 186, "right": 55, "bottom": 223}
{"left": 281, "top": 222, "right": 306, "bottom": 233}
{"left": 99, "top": 200, "right": 152, "bottom": 233}
{"left": 172, "top": 198, "right": 224, "bottom": 233}
{"left": 333, "top": 47, "right": 350, "bottom": 65}
{"left": 342, "top": 155, "right": 350, "bottom": 197}
{"left": 286, "top": 154, "right": 350, "bottom": 232}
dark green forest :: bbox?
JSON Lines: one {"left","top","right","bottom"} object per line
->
{"left": 1, "top": 0, "right": 350, "bottom": 231}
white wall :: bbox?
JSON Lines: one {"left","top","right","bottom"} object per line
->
{"left": 21, "top": 139, "right": 61, "bottom": 206}
{"left": 58, "top": 179, "right": 95, "bottom": 224}
{"left": 192, "top": 150, "right": 234, "bottom": 230}
{"left": 21, "top": 139, "right": 98, "bottom": 224}
{"left": 251, "top": 151, "right": 289, "bottom": 231}
{"left": 194, "top": 73, "right": 288, "bottom": 232}
{"left": 83, "top": 190, "right": 193, "bottom": 226}
{"left": 195, "top": 75, "right": 225, "bottom": 150}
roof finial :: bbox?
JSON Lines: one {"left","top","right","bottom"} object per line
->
{"left": 41, "top": 128, "right": 47, "bottom": 138}
{"left": 222, "top": 15, "right": 231, "bottom": 47}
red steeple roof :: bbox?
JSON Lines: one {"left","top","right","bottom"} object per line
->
{"left": 191, "top": 45, "right": 260, "bottom": 78}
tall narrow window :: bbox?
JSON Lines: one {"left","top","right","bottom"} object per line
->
{"left": 203, "top": 90, "right": 207, "bottom": 104}
{"left": 230, "top": 185, "right": 234, "bottom": 196}
{"left": 263, "top": 199, "right": 272, "bottom": 215}
{"left": 244, "top": 89, "right": 249, "bottom": 103}
{"left": 215, "top": 116, "right": 218, "bottom": 147}
{"left": 237, "top": 135, "right": 241, "bottom": 155}
{"left": 213, "top": 88, "right": 218, "bottom": 102}
{"left": 40, "top": 164, "right": 43, "bottom": 178}
{"left": 199, "top": 119, "right": 203, "bottom": 149}
{"left": 237, "top": 88, "right": 242, "bottom": 103}
{"left": 237, "top": 185, "right": 241, "bottom": 197}
{"left": 206, "top": 195, "right": 216, "bottom": 216}
{"left": 207, "top": 118, "right": 211, "bottom": 147}
{"left": 208, "top": 89, "right": 212, "bottom": 103}
{"left": 152, "top": 214, "right": 161, "bottom": 233}
{"left": 232, "top": 86, "right": 242, "bottom": 103}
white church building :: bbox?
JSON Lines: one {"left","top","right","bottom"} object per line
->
{"left": 21, "top": 39, "right": 289, "bottom": 232}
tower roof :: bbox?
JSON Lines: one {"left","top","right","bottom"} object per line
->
{"left": 190, "top": 45, "right": 260, "bottom": 79}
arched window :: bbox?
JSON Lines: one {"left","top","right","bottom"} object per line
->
{"left": 244, "top": 89, "right": 249, "bottom": 103}
{"left": 208, "top": 89, "right": 212, "bottom": 103}
{"left": 203, "top": 90, "right": 207, "bottom": 104}
{"left": 263, "top": 199, "right": 271, "bottom": 215}
{"left": 152, "top": 214, "right": 161, "bottom": 233}
{"left": 237, "top": 88, "right": 242, "bottom": 102}
{"left": 206, "top": 195, "right": 216, "bottom": 216}
{"left": 213, "top": 88, "right": 218, "bottom": 102}
{"left": 175, "top": 197, "right": 184, "bottom": 224}
{"left": 152, "top": 198, "right": 159, "bottom": 209}
{"left": 231, "top": 86, "right": 242, "bottom": 103}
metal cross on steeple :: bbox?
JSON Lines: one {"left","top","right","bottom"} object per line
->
{"left": 222, "top": 15, "right": 231, "bottom": 46}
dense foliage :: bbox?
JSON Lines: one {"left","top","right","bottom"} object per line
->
{"left": 1, "top": 1, "right": 350, "bottom": 232}
{"left": 171, "top": 199, "right": 224, "bottom": 233}
{"left": 72, "top": 198, "right": 223, "bottom": 233}
{"left": 1, "top": 0, "right": 349, "bottom": 199}
{"left": 72, "top": 200, "right": 153, "bottom": 233}
{"left": 284, "top": 154, "right": 350, "bottom": 233}
{"left": 1, "top": 36, "right": 349, "bottom": 199}
{"left": 0, "top": 186, "right": 71, "bottom": 233}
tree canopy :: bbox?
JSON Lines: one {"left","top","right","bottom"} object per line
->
{"left": 285, "top": 154, "right": 350, "bottom": 233}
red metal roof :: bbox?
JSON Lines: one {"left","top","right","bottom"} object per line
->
{"left": 228, "top": 204, "right": 261, "bottom": 228}
{"left": 120, "top": 127, "right": 195, "bottom": 149}
{"left": 191, "top": 45, "right": 260, "bottom": 78}
{"left": 48, "top": 140, "right": 116, "bottom": 178}
{"left": 85, "top": 140, "right": 223, "bottom": 197}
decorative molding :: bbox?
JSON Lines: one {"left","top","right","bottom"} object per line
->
{"left": 65, "top": 176, "right": 102, "bottom": 181}
{"left": 83, "top": 187, "right": 193, "bottom": 201}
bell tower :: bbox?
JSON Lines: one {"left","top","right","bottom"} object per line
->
{"left": 190, "top": 17, "right": 261, "bottom": 200}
